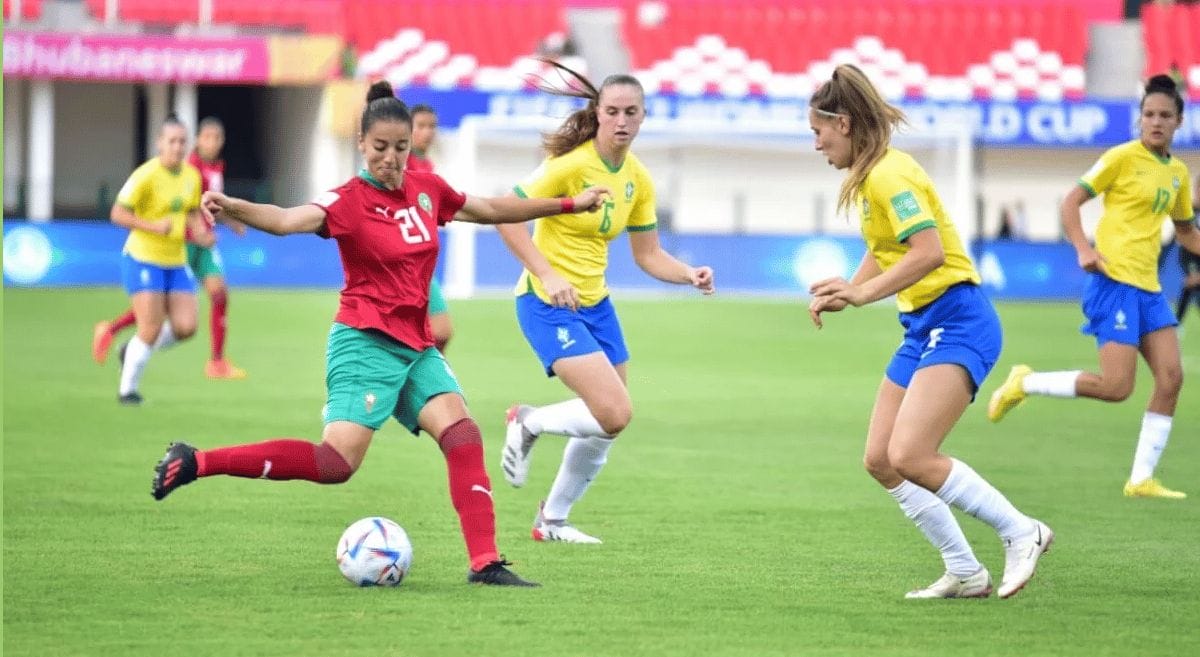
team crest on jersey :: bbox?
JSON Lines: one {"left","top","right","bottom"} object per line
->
{"left": 861, "top": 198, "right": 871, "bottom": 220}
{"left": 418, "top": 192, "right": 432, "bottom": 215}
{"left": 625, "top": 181, "right": 635, "bottom": 201}
{"left": 1172, "top": 177, "right": 1181, "bottom": 189}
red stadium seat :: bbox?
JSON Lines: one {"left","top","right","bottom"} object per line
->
{"left": 4, "top": 0, "right": 42, "bottom": 21}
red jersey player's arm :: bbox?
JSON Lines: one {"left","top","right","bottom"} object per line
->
{"left": 455, "top": 187, "right": 610, "bottom": 225}
{"left": 201, "top": 191, "right": 326, "bottom": 236}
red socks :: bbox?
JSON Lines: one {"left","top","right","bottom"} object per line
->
{"left": 438, "top": 418, "right": 500, "bottom": 571}
{"left": 196, "top": 439, "right": 352, "bottom": 483}
{"left": 110, "top": 309, "right": 136, "bottom": 334}
{"left": 210, "top": 289, "right": 228, "bottom": 360}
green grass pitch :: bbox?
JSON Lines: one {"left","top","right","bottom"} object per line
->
{"left": 4, "top": 288, "right": 1199, "bottom": 657}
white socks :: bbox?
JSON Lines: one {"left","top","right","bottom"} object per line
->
{"left": 1130, "top": 412, "right": 1173, "bottom": 484}
{"left": 524, "top": 398, "right": 612, "bottom": 438}
{"left": 543, "top": 435, "right": 613, "bottom": 521}
{"left": 119, "top": 336, "right": 153, "bottom": 395}
{"left": 153, "top": 320, "right": 178, "bottom": 350}
{"left": 888, "top": 480, "right": 982, "bottom": 578}
{"left": 936, "top": 459, "right": 1035, "bottom": 542}
{"left": 119, "top": 322, "right": 179, "bottom": 395}
{"left": 1023, "top": 370, "right": 1080, "bottom": 397}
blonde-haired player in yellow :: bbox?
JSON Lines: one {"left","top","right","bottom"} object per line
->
{"left": 496, "top": 63, "right": 714, "bottom": 544}
{"left": 807, "top": 64, "right": 1050, "bottom": 599}
{"left": 106, "top": 115, "right": 213, "bottom": 405}
{"left": 989, "top": 75, "right": 1200, "bottom": 499}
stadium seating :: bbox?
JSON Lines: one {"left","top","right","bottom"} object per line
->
{"left": 3, "top": 0, "right": 42, "bottom": 21}
{"left": 1142, "top": 1, "right": 1200, "bottom": 98}
{"left": 622, "top": 0, "right": 1089, "bottom": 100}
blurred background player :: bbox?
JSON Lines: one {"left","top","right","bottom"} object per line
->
{"left": 93, "top": 116, "right": 248, "bottom": 379}
{"left": 807, "top": 64, "right": 1051, "bottom": 599}
{"left": 405, "top": 104, "right": 453, "bottom": 352}
{"left": 989, "top": 75, "right": 1199, "bottom": 500}
{"left": 1176, "top": 172, "right": 1200, "bottom": 326}
{"left": 496, "top": 63, "right": 714, "bottom": 544}
{"left": 105, "top": 115, "right": 214, "bottom": 405}
{"left": 149, "top": 81, "right": 610, "bottom": 586}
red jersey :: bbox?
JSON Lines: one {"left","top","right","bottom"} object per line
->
{"left": 187, "top": 152, "right": 225, "bottom": 194}
{"left": 313, "top": 171, "right": 466, "bottom": 350}
{"left": 407, "top": 152, "right": 435, "bottom": 174}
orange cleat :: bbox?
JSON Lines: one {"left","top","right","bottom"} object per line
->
{"left": 205, "top": 359, "right": 247, "bottom": 380}
{"left": 93, "top": 321, "right": 114, "bottom": 365}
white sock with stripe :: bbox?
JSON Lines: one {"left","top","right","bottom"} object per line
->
{"left": 542, "top": 435, "right": 613, "bottom": 521}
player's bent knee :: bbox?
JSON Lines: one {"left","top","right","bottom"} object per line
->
{"left": 1098, "top": 379, "right": 1135, "bottom": 402}
{"left": 316, "top": 441, "right": 355, "bottom": 484}
{"left": 594, "top": 402, "right": 632, "bottom": 436}
{"left": 863, "top": 453, "right": 896, "bottom": 483}
{"left": 1156, "top": 366, "right": 1184, "bottom": 395}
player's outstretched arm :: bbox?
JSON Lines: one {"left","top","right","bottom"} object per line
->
{"left": 201, "top": 191, "right": 326, "bottom": 236}
{"left": 455, "top": 186, "right": 609, "bottom": 225}
{"left": 629, "top": 229, "right": 714, "bottom": 294}
{"left": 810, "top": 227, "right": 944, "bottom": 308}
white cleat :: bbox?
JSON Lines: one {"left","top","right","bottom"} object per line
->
{"left": 905, "top": 568, "right": 992, "bottom": 599}
{"left": 531, "top": 502, "right": 602, "bottom": 544}
{"left": 501, "top": 404, "right": 538, "bottom": 487}
{"left": 999, "top": 520, "right": 1054, "bottom": 599}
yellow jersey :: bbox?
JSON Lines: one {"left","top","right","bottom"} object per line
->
{"left": 117, "top": 157, "right": 202, "bottom": 267}
{"left": 512, "top": 140, "right": 658, "bottom": 306}
{"left": 1078, "top": 140, "right": 1194, "bottom": 292}
{"left": 859, "top": 148, "right": 981, "bottom": 312}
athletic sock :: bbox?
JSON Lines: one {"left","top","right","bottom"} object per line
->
{"left": 888, "top": 480, "right": 981, "bottom": 577}
{"left": 543, "top": 435, "right": 614, "bottom": 520}
{"left": 935, "top": 458, "right": 1035, "bottom": 542}
{"left": 438, "top": 418, "right": 500, "bottom": 571}
{"left": 1129, "top": 412, "right": 1173, "bottom": 484}
{"left": 196, "top": 439, "right": 351, "bottom": 483}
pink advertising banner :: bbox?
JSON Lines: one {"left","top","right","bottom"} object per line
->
{"left": 3, "top": 31, "right": 270, "bottom": 83}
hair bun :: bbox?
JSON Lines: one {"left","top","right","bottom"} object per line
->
{"left": 366, "top": 80, "right": 395, "bottom": 104}
{"left": 1146, "top": 74, "right": 1178, "bottom": 93}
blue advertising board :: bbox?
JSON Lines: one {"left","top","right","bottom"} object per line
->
{"left": 397, "top": 86, "right": 1200, "bottom": 150}
{"left": 5, "top": 221, "right": 1185, "bottom": 302}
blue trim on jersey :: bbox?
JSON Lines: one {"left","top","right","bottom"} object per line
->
{"left": 120, "top": 252, "right": 196, "bottom": 295}
{"left": 1080, "top": 273, "right": 1177, "bottom": 347}
{"left": 515, "top": 293, "right": 629, "bottom": 376}
{"left": 885, "top": 283, "right": 1002, "bottom": 396}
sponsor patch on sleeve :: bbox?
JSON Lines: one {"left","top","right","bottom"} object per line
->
{"left": 889, "top": 190, "right": 922, "bottom": 220}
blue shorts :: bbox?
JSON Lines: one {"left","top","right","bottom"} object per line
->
{"left": 1080, "top": 273, "right": 1177, "bottom": 347}
{"left": 515, "top": 293, "right": 630, "bottom": 376}
{"left": 886, "top": 283, "right": 1002, "bottom": 395}
{"left": 121, "top": 253, "right": 196, "bottom": 295}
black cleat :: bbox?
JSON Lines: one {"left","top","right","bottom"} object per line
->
{"left": 118, "top": 391, "right": 144, "bottom": 406}
{"left": 467, "top": 559, "right": 540, "bottom": 587}
{"left": 152, "top": 442, "right": 199, "bottom": 501}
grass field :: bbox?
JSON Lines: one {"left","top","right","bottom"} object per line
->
{"left": 4, "top": 288, "right": 1200, "bottom": 657}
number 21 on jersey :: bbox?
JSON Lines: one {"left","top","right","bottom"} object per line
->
{"left": 377, "top": 206, "right": 432, "bottom": 244}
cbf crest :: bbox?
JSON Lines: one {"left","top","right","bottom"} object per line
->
{"left": 861, "top": 197, "right": 871, "bottom": 221}
{"left": 625, "top": 181, "right": 635, "bottom": 201}
{"left": 417, "top": 192, "right": 433, "bottom": 215}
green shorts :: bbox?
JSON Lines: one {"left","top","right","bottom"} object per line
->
{"left": 428, "top": 278, "right": 448, "bottom": 316}
{"left": 323, "top": 323, "right": 463, "bottom": 434}
{"left": 187, "top": 243, "right": 224, "bottom": 279}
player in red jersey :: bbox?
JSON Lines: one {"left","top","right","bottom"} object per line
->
{"left": 149, "top": 81, "right": 609, "bottom": 587}
{"left": 93, "top": 116, "right": 248, "bottom": 379}
{"left": 406, "top": 104, "right": 455, "bottom": 352}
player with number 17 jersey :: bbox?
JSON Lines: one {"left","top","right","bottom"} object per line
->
{"left": 311, "top": 170, "right": 465, "bottom": 351}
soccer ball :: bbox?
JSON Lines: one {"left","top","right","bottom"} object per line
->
{"left": 336, "top": 517, "right": 413, "bottom": 587}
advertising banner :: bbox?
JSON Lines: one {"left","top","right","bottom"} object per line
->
{"left": 7, "top": 221, "right": 1184, "bottom": 302}
{"left": 397, "top": 87, "right": 1200, "bottom": 150}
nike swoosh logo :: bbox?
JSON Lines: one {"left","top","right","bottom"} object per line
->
{"left": 261, "top": 460, "right": 272, "bottom": 478}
